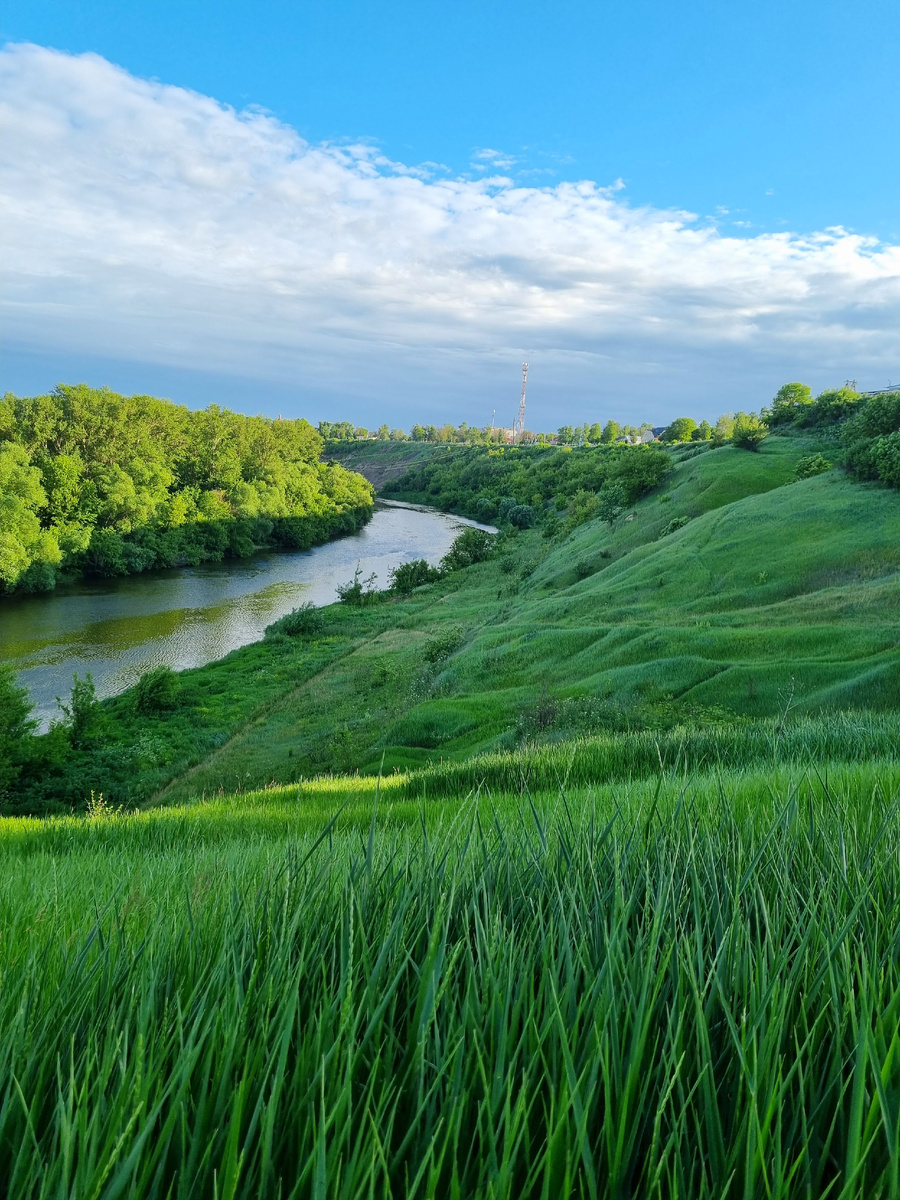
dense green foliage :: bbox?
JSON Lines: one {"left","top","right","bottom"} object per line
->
{"left": 842, "top": 389, "right": 900, "bottom": 487}
{"left": 381, "top": 442, "right": 671, "bottom": 527}
{"left": 2, "top": 760, "right": 900, "bottom": 1196}
{"left": 0, "top": 385, "right": 374, "bottom": 592}
{"left": 760, "top": 382, "right": 900, "bottom": 487}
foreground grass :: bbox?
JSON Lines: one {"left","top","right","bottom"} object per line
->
{"left": 2, "top": 760, "right": 900, "bottom": 1197}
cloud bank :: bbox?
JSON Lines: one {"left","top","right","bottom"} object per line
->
{"left": 2, "top": 42, "right": 899, "bottom": 424}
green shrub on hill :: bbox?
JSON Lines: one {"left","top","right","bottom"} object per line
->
{"left": 842, "top": 389, "right": 900, "bottom": 487}
{"left": 731, "top": 411, "right": 768, "bottom": 450}
{"left": 794, "top": 452, "right": 832, "bottom": 479}
{"left": 388, "top": 558, "right": 443, "bottom": 593}
{"left": 134, "top": 666, "right": 181, "bottom": 715}
{"left": 265, "top": 602, "right": 325, "bottom": 638}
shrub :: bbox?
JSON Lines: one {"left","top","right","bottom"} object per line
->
{"left": 794, "top": 453, "right": 832, "bottom": 480}
{"left": 423, "top": 628, "right": 465, "bottom": 663}
{"left": 798, "top": 387, "right": 864, "bottom": 427}
{"left": 266, "top": 602, "right": 324, "bottom": 637}
{"left": 659, "top": 515, "right": 691, "bottom": 538}
{"left": 336, "top": 564, "right": 381, "bottom": 605}
{"left": 871, "top": 432, "right": 900, "bottom": 487}
{"left": 388, "top": 559, "right": 442, "bottom": 594}
{"left": 732, "top": 412, "right": 768, "bottom": 451}
{"left": 440, "top": 528, "right": 498, "bottom": 572}
{"left": 135, "top": 666, "right": 181, "bottom": 715}
{"left": 474, "top": 497, "right": 497, "bottom": 522}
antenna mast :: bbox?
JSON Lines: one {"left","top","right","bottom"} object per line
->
{"left": 515, "top": 362, "right": 528, "bottom": 440}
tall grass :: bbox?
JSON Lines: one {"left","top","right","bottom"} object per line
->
{"left": 402, "top": 710, "right": 900, "bottom": 799}
{"left": 1, "top": 764, "right": 899, "bottom": 1197}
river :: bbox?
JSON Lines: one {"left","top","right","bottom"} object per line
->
{"left": 0, "top": 501, "right": 493, "bottom": 728}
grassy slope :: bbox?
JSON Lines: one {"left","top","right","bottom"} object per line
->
{"left": 151, "top": 436, "right": 900, "bottom": 803}
{"left": 3, "top": 760, "right": 900, "bottom": 1196}
{"left": 324, "top": 440, "right": 444, "bottom": 489}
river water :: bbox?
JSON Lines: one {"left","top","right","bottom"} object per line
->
{"left": 0, "top": 501, "right": 493, "bottom": 728}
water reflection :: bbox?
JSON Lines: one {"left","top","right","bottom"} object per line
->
{"left": 0, "top": 501, "right": 493, "bottom": 727}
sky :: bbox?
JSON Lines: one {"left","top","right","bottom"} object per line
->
{"left": 1, "top": 0, "right": 899, "bottom": 430}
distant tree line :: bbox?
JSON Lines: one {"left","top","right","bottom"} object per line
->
{"left": 0, "top": 386, "right": 375, "bottom": 593}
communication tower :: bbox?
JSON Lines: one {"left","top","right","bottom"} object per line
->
{"left": 515, "top": 362, "right": 528, "bottom": 440}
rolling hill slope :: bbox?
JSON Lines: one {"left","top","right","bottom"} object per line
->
{"left": 155, "top": 436, "right": 899, "bottom": 801}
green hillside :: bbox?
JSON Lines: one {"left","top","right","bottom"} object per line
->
{"left": 149, "top": 435, "right": 899, "bottom": 802}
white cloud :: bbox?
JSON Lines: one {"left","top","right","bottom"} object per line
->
{"left": 1, "top": 43, "right": 899, "bottom": 423}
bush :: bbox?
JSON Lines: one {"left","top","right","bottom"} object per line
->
{"left": 797, "top": 387, "right": 864, "bottom": 427}
{"left": 440, "top": 528, "right": 498, "bottom": 572}
{"left": 266, "top": 602, "right": 324, "bottom": 637}
{"left": 871, "top": 432, "right": 900, "bottom": 487}
{"left": 135, "top": 666, "right": 181, "bottom": 715}
{"left": 794, "top": 453, "right": 832, "bottom": 480}
{"left": 423, "top": 628, "right": 465, "bottom": 663}
{"left": 842, "top": 391, "right": 900, "bottom": 486}
{"left": 659, "top": 515, "right": 691, "bottom": 538}
{"left": 336, "top": 564, "right": 381, "bottom": 605}
{"left": 731, "top": 412, "right": 768, "bottom": 451}
{"left": 388, "top": 559, "right": 442, "bottom": 594}
{"left": 507, "top": 504, "right": 534, "bottom": 529}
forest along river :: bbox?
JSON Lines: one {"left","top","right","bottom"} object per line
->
{"left": 0, "top": 500, "right": 495, "bottom": 729}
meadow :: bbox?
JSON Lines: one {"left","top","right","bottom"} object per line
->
{"left": 2, "top": 758, "right": 900, "bottom": 1198}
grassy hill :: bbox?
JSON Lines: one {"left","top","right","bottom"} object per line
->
{"left": 4, "top": 434, "right": 900, "bottom": 1195}
{"left": 149, "top": 435, "right": 899, "bottom": 801}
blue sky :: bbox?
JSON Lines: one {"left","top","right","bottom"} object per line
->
{"left": 1, "top": 1, "right": 898, "bottom": 429}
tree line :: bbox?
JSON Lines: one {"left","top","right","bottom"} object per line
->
{"left": 0, "top": 385, "right": 375, "bottom": 593}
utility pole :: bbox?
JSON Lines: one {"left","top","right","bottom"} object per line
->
{"left": 515, "top": 362, "right": 528, "bottom": 441}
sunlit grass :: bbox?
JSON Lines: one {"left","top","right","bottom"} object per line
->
{"left": 2, "top": 758, "right": 899, "bottom": 1196}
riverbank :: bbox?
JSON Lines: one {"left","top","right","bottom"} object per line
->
{"left": 0, "top": 501, "right": 489, "bottom": 731}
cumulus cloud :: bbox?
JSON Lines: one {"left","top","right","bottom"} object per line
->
{"left": 1, "top": 42, "right": 899, "bottom": 422}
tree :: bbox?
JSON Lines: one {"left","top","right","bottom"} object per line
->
{"left": 732, "top": 412, "right": 768, "bottom": 451}
{"left": 588, "top": 422, "right": 603, "bottom": 443}
{"left": 557, "top": 425, "right": 576, "bottom": 445}
{"left": 691, "top": 420, "right": 713, "bottom": 441}
{"left": 597, "top": 482, "right": 627, "bottom": 527}
{"left": 766, "top": 382, "right": 813, "bottom": 426}
{"left": 376, "top": 424, "right": 390, "bottom": 441}
{"left": 600, "top": 420, "right": 620, "bottom": 444}
{"left": 0, "top": 665, "right": 36, "bottom": 794}
{"left": 661, "top": 417, "right": 697, "bottom": 443}
{"left": 712, "top": 413, "right": 736, "bottom": 445}
{"left": 507, "top": 504, "right": 535, "bottom": 529}
{"left": 57, "top": 672, "right": 103, "bottom": 749}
